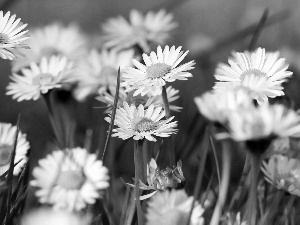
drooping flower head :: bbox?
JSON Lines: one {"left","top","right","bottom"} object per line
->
{"left": 122, "top": 45, "right": 195, "bottom": 96}
{"left": 12, "top": 23, "right": 87, "bottom": 71}
{"left": 97, "top": 85, "right": 182, "bottom": 113}
{"left": 127, "top": 158, "right": 185, "bottom": 200}
{"left": 7, "top": 56, "right": 74, "bottom": 101}
{"left": 21, "top": 208, "right": 91, "bottom": 225}
{"left": 0, "top": 123, "right": 30, "bottom": 176}
{"left": 105, "top": 102, "right": 178, "bottom": 141}
{"left": 194, "top": 89, "right": 252, "bottom": 124}
{"left": 30, "top": 148, "right": 109, "bottom": 211}
{"left": 225, "top": 212, "right": 247, "bottom": 225}
{"left": 223, "top": 104, "right": 300, "bottom": 142}
{"left": 102, "top": 9, "right": 177, "bottom": 53}
{"left": 146, "top": 189, "right": 204, "bottom": 225}
{"left": 73, "top": 48, "right": 134, "bottom": 101}
{"left": 213, "top": 48, "right": 293, "bottom": 104}
{"left": 0, "top": 11, "right": 29, "bottom": 60}
{"left": 261, "top": 154, "right": 300, "bottom": 196}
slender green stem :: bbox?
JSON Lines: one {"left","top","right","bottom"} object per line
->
{"left": 161, "top": 85, "right": 175, "bottom": 167}
{"left": 247, "top": 152, "right": 261, "bottom": 225}
{"left": 229, "top": 152, "right": 251, "bottom": 210}
{"left": 210, "top": 141, "right": 231, "bottom": 225}
{"left": 161, "top": 86, "right": 171, "bottom": 119}
{"left": 134, "top": 140, "right": 144, "bottom": 225}
{"left": 186, "top": 126, "right": 210, "bottom": 225}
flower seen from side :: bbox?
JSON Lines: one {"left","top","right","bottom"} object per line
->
{"left": 261, "top": 154, "right": 300, "bottom": 196}
{"left": 225, "top": 212, "right": 247, "bottom": 225}
{"left": 213, "top": 47, "right": 293, "bottom": 104}
{"left": 105, "top": 102, "right": 177, "bottom": 141}
{"left": 30, "top": 148, "right": 109, "bottom": 211}
{"left": 101, "top": 9, "right": 177, "bottom": 53}
{"left": 97, "top": 85, "right": 181, "bottom": 113}
{"left": 223, "top": 104, "right": 300, "bottom": 142}
{"left": 21, "top": 208, "right": 91, "bottom": 225}
{"left": 73, "top": 48, "right": 134, "bottom": 101}
{"left": 122, "top": 45, "right": 195, "bottom": 96}
{"left": 194, "top": 89, "right": 252, "bottom": 124}
{"left": 127, "top": 158, "right": 185, "bottom": 200}
{"left": 7, "top": 56, "right": 74, "bottom": 101}
{"left": 0, "top": 11, "right": 29, "bottom": 60}
{"left": 146, "top": 189, "right": 204, "bottom": 225}
{"left": 12, "top": 23, "right": 87, "bottom": 71}
{"left": 0, "top": 123, "right": 30, "bottom": 176}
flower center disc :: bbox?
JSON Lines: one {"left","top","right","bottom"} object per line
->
{"left": 146, "top": 63, "right": 171, "bottom": 79}
{"left": 32, "top": 73, "right": 54, "bottom": 86}
{"left": 0, "top": 144, "right": 13, "bottom": 166}
{"left": 56, "top": 170, "right": 84, "bottom": 190}
{"left": 133, "top": 117, "right": 157, "bottom": 132}
{"left": 240, "top": 69, "right": 267, "bottom": 83}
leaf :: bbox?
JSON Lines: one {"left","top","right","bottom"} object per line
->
{"left": 100, "top": 67, "right": 121, "bottom": 160}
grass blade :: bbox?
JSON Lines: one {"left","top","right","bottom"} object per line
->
{"left": 100, "top": 67, "right": 121, "bottom": 160}
{"left": 186, "top": 126, "right": 210, "bottom": 225}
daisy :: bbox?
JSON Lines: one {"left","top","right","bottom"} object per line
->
{"left": 0, "top": 11, "right": 29, "bottom": 60}
{"left": 122, "top": 45, "right": 195, "bottom": 96}
{"left": 30, "top": 148, "right": 109, "bottom": 211}
{"left": 0, "top": 123, "right": 30, "bottom": 176}
{"left": 194, "top": 89, "right": 252, "bottom": 124}
{"left": 146, "top": 189, "right": 205, "bottom": 225}
{"left": 261, "top": 154, "right": 300, "bottom": 196}
{"left": 105, "top": 102, "right": 178, "bottom": 141}
{"left": 224, "top": 104, "right": 300, "bottom": 141}
{"left": 213, "top": 47, "right": 293, "bottom": 104}
{"left": 6, "top": 56, "right": 74, "bottom": 102}
{"left": 21, "top": 208, "right": 91, "bottom": 225}
{"left": 73, "top": 48, "right": 134, "bottom": 101}
{"left": 97, "top": 85, "right": 182, "bottom": 113}
{"left": 12, "top": 23, "right": 87, "bottom": 72}
{"left": 101, "top": 9, "right": 177, "bottom": 53}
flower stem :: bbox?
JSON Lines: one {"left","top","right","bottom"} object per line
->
{"left": 210, "top": 140, "right": 231, "bottom": 225}
{"left": 247, "top": 152, "right": 261, "bottom": 225}
{"left": 134, "top": 140, "right": 144, "bottom": 225}
{"left": 161, "top": 86, "right": 171, "bottom": 119}
{"left": 161, "top": 85, "right": 175, "bottom": 167}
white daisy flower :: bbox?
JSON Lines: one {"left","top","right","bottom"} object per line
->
{"left": 0, "top": 123, "right": 30, "bottom": 176}
{"left": 225, "top": 104, "right": 300, "bottom": 141}
{"left": 213, "top": 47, "right": 293, "bottom": 104}
{"left": 146, "top": 189, "right": 205, "bottom": 225}
{"left": 194, "top": 89, "right": 252, "bottom": 124}
{"left": 30, "top": 148, "right": 109, "bottom": 211}
{"left": 6, "top": 56, "right": 74, "bottom": 102}
{"left": 105, "top": 102, "right": 178, "bottom": 141}
{"left": 21, "top": 208, "right": 91, "bottom": 225}
{"left": 261, "top": 154, "right": 300, "bottom": 196}
{"left": 73, "top": 48, "right": 134, "bottom": 101}
{"left": 102, "top": 9, "right": 177, "bottom": 53}
{"left": 97, "top": 85, "right": 182, "bottom": 113}
{"left": 0, "top": 11, "right": 29, "bottom": 60}
{"left": 12, "top": 23, "right": 87, "bottom": 72}
{"left": 122, "top": 45, "right": 195, "bottom": 96}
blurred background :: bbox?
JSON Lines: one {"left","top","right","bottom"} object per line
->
{"left": 1, "top": 0, "right": 300, "bottom": 213}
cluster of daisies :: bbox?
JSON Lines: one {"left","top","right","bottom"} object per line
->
{"left": 0, "top": 4, "right": 300, "bottom": 225}
{"left": 195, "top": 47, "right": 300, "bottom": 201}
{"left": 0, "top": 8, "right": 206, "bottom": 225}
